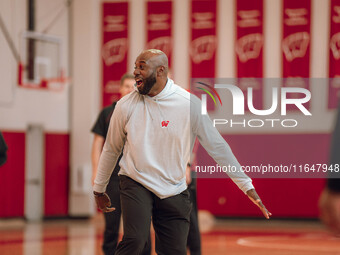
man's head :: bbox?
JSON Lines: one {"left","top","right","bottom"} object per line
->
{"left": 133, "top": 49, "right": 169, "bottom": 96}
{"left": 119, "top": 73, "right": 135, "bottom": 97}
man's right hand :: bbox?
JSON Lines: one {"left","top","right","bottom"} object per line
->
{"left": 94, "top": 192, "right": 115, "bottom": 213}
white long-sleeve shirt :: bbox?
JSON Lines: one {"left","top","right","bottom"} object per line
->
{"left": 93, "top": 79, "right": 254, "bottom": 199}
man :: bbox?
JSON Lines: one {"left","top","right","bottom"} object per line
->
{"left": 319, "top": 102, "right": 340, "bottom": 235}
{"left": 91, "top": 74, "right": 151, "bottom": 255}
{"left": 186, "top": 163, "right": 201, "bottom": 255}
{"left": 186, "top": 139, "right": 201, "bottom": 255}
{"left": 93, "top": 49, "right": 271, "bottom": 255}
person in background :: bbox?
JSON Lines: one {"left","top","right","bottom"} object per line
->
{"left": 0, "top": 131, "right": 8, "bottom": 167}
{"left": 91, "top": 73, "right": 151, "bottom": 255}
{"left": 319, "top": 102, "right": 340, "bottom": 236}
{"left": 186, "top": 164, "right": 201, "bottom": 254}
{"left": 186, "top": 140, "right": 201, "bottom": 255}
{"left": 93, "top": 49, "right": 271, "bottom": 255}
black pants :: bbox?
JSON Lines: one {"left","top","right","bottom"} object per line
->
{"left": 104, "top": 175, "right": 151, "bottom": 255}
{"left": 187, "top": 178, "right": 201, "bottom": 255}
{"left": 115, "top": 175, "right": 192, "bottom": 255}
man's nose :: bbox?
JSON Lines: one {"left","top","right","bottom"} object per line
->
{"left": 133, "top": 69, "right": 139, "bottom": 76}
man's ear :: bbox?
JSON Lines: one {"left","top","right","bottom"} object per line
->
{"left": 157, "top": 66, "right": 165, "bottom": 76}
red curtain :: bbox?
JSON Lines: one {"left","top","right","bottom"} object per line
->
{"left": 282, "top": 0, "right": 311, "bottom": 110}
{"left": 146, "top": 1, "right": 173, "bottom": 70}
{"left": 190, "top": 0, "right": 217, "bottom": 79}
{"left": 101, "top": 2, "right": 129, "bottom": 107}
{"left": 236, "top": 0, "right": 263, "bottom": 110}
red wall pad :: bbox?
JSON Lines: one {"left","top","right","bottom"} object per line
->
{"left": 0, "top": 132, "right": 25, "bottom": 217}
{"left": 197, "top": 134, "right": 329, "bottom": 218}
{"left": 44, "top": 133, "right": 69, "bottom": 217}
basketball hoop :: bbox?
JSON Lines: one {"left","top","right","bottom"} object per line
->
{"left": 18, "top": 31, "right": 69, "bottom": 91}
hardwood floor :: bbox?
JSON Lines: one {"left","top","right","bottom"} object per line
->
{"left": 0, "top": 212, "right": 339, "bottom": 255}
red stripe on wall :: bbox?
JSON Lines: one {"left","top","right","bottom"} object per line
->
{"left": 197, "top": 134, "right": 329, "bottom": 218}
{"left": 198, "top": 178, "right": 325, "bottom": 218}
{"left": 44, "top": 133, "right": 69, "bottom": 217}
{"left": 0, "top": 132, "right": 25, "bottom": 217}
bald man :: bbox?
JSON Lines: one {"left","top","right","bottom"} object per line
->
{"left": 93, "top": 49, "right": 271, "bottom": 255}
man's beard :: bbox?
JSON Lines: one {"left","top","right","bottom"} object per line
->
{"left": 138, "top": 71, "right": 156, "bottom": 95}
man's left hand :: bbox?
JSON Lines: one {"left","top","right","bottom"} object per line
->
{"left": 246, "top": 189, "right": 272, "bottom": 219}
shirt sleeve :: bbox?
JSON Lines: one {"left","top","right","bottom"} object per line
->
{"left": 192, "top": 100, "right": 254, "bottom": 194}
{"left": 93, "top": 102, "right": 126, "bottom": 192}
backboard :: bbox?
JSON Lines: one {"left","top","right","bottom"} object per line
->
{"left": 18, "top": 31, "right": 67, "bottom": 90}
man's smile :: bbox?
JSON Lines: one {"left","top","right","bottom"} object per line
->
{"left": 135, "top": 77, "right": 144, "bottom": 88}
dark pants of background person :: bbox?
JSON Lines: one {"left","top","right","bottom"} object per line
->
{"left": 103, "top": 175, "right": 151, "bottom": 255}
{"left": 115, "top": 175, "right": 192, "bottom": 255}
{"left": 187, "top": 177, "right": 202, "bottom": 255}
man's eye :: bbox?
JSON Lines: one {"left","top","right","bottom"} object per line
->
{"left": 134, "top": 65, "right": 144, "bottom": 70}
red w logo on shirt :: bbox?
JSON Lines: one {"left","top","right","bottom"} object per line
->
{"left": 161, "top": 121, "right": 170, "bottom": 128}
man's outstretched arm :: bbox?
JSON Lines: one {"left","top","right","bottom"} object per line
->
{"left": 193, "top": 97, "right": 271, "bottom": 219}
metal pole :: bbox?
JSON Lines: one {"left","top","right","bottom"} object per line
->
{"left": 27, "top": 0, "right": 35, "bottom": 80}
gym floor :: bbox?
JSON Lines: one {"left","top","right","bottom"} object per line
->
{"left": 0, "top": 212, "right": 339, "bottom": 255}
